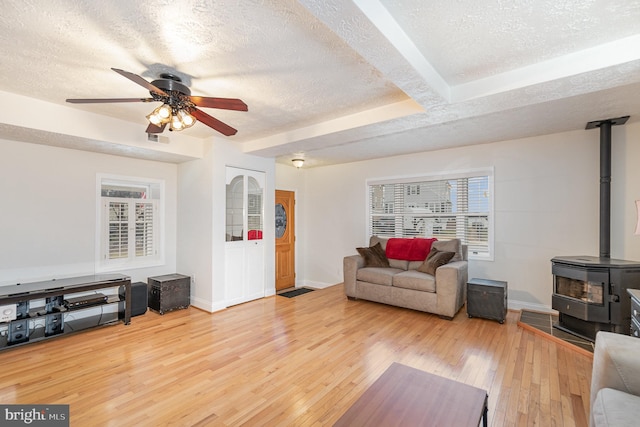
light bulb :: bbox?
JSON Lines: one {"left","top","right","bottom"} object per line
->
{"left": 146, "top": 111, "right": 162, "bottom": 126}
{"left": 177, "top": 109, "right": 196, "bottom": 128}
{"left": 158, "top": 104, "right": 172, "bottom": 119}
{"left": 170, "top": 114, "right": 184, "bottom": 131}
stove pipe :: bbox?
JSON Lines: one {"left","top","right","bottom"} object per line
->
{"left": 599, "top": 122, "right": 611, "bottom": 258}
{"left": 586, "top": 116, "right": 630, "bottom": 259}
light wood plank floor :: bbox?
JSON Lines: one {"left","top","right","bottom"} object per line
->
{"left": 0, "top": 284, "right": 592, "bottom": 426}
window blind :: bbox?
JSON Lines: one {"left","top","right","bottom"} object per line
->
{"left": 368, "top": 172, "right": 492, "bottom": 258}
{"left": 135, "top": 202, "right": 155, "bottom": 257}
{"left": 108, "top": 201, "right": 129, "bottom": 259}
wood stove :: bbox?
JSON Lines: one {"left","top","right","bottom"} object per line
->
{"left": 552, "top": 255, "right": 640, "bottom": 341}
{"left": 551, "top": 115, "right": 640, "bottom": 341}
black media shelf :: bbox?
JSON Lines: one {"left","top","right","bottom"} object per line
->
{"left": 0, "top": 274, "right": 130, "bottom": 351}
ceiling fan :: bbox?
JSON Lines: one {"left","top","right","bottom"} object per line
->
{"left": 66, "top": 68, "right": 248, "bottom": 136}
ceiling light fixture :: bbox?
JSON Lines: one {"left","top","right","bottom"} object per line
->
{"left": 143, "top": 74, "right": 198, "bottom": 132}
{"left": 146, "top": 102, "right": 196, "bottom": 132}
{"left": 292, "top": 159, "right": 305, "bottom": 168}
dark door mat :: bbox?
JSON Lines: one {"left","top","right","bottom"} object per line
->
{"left": 278, "top": 288, "right": 315, "bottom": 298}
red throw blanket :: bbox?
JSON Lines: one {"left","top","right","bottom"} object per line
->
{"left": 248, "top": 230, "right": 263, "bottom": 240}
{"left": 386, "top": 237, "right": 437, "bottom": 261}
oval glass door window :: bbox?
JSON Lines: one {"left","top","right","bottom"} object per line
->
{"left": 275, "top": 203, "right": 287, "bottom": 238}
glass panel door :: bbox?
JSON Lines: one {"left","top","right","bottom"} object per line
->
{"left": 226, "top": 175, "right": 244, "bottom": 241}
{"left": 247, "top": 176, "right": 263, "bottom": 240}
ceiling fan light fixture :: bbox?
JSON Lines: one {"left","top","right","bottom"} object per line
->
{"left": 170, "top": 114, "right": 185, "bottom": 131}
{"left": 177, "top": 109, "right": 196, "bottom": 128}
{"left": 157, "top": 104, "right": 172, "bottom": 120}
{"left": 68, "top": 68, "right": 247, "bottom": 136}
{"left": 147, "top": 104, "right": 173, "bottom": 127}
{"left": 292, "top": 158, "right": 305, "bottom": 168}
{"left": 146, "top": 111, "right": 163, "bottom": 126}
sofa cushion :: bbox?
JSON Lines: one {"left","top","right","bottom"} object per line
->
{"left": 356, "top": 242, "right": 390, "bottom": 268}
{"left": 432, "top": 239, "right": 463, "bottom": 262}
{"left": 416, "top": 247, "right": 455, "bottom": 275}
{"left": 389, "top": 258, "right": 409, "bottom": 270}
{"left": 357, "top": 267, "right": 403, "bottom": 286}
{"left": 393, "top": 270, "right": 436, "bottom": 293}
{"left": 592, "top": 388, "right": 640, "bottom": 426}
{"left": 407, "top": 260, "right": 424, "bottom": 270}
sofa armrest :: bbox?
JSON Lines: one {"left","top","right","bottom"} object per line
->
{"left": 590, "top": 331, "right": 640, "bottom": 426}
{"left": 434, "top": 260, "right": 468, "bottom": 318}
{"left": 343, "top": 255, "right": 364, "bottom": 297}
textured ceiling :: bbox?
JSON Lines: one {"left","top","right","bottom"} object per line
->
{"left": 0, "top": 0, "right": 639, "bottom": 167}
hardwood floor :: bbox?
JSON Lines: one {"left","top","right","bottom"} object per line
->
{"left": 0, "top": 284, "right": 592, "bottom": 426}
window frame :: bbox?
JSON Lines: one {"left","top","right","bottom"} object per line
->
{"left": 366, "top": 168, "right": 494, "bottom": 261}
{"left": 96, "top": 174, "right": 165, "bottom": 272}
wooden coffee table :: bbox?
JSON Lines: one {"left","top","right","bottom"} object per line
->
{"left": 334, "top": 362, "right": 488, "bottom": 427}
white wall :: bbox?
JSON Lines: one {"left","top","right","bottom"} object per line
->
{"left": 612, "top": 122, "right": 640, "bottom": 261}
{"left": 177, "top": 139, "right": 276, "bottom": 312}
{"left": 294, "top": 122, "right": 640, "bottom": 311}
{"left": 177, "top": 143, "right": 215, "bottom": 309}
{"left": 0, "top": 138, "right": 178, "bottom": 286}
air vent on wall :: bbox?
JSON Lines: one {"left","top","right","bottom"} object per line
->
{"left": 147, "top": 133, "right": 170, "bottom": 144}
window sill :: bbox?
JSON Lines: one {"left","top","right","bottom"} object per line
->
{"left": 96, "top": 258, "right": 164, "bottom": 273}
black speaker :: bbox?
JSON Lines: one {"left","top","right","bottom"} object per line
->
{"left": 45, "top": 313, "right": 64, "bottom": 337}
{"left": 8, "top": 319, "right": 29, "bottom": 345}
{"left": 119, "top": 282, "right": 148, "bottom": 317}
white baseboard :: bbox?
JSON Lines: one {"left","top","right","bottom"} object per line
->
{"left": 190, "top": 297, "right": 227, "bottom": 313}
{"left": 298, "top": 280, "right": 337, "bottom": 289}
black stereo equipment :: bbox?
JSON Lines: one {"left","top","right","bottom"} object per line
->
{"left": 119, "top": 282, "right": 147, "bottom": 317}
{"left": 64, "top": 293, "right": 108, "bottom": 310}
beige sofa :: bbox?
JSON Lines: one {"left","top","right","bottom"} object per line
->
{"left": 343, "top": 236, "right": 468, "bottom": 319}
{"left": 590, "top": 331, "right": 640, "bottom": 426}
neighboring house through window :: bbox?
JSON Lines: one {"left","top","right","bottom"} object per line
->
{"left": 368, "top": 168, "right": 494, "bottom": 260}
{"left": 97, "top": 175, "right": 163, "bottom": 271}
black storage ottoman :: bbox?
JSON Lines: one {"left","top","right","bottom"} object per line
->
{"left": 148, "top": 274, "right": 191, "bottom": 314}
{"left": 467, "top": 278, "right": 507, "bottom": 324}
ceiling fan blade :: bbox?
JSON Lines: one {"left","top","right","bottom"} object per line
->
{"left": 189, "top": 96, "right": 248, "bottom": 111}
{"left": 111, "top": 68, "right": 168, "bottom": 96}
{"left": 146, "top": 123, "right": 166, "bottom": 134}
{"left": 192, "top": 108, "right": 238, "bottom": 136}
{"left": 66, "top": 98, "right": 155, "bottom": 104}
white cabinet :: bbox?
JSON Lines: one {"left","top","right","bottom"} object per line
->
{"left": 225, "top": 167, "right": 265, "bottom": 306}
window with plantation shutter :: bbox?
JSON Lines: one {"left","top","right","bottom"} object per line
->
{"left": 135, "top": 202, "right": 155, "bottom": 257}
{"left": 108, "top": 201, "right": 129, "bottom": 259}
{"left": 97, "top": 175, "right": 163, "bottom": 271}
{"left": 368, "top": 169, "right": 493, "bottom": 259}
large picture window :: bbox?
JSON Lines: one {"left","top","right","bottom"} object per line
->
{"left": 97, "top": 175, "right": 163, "bottom": 271}
{"left": 368, "top": 169, "right": 493, "bottom": 259}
